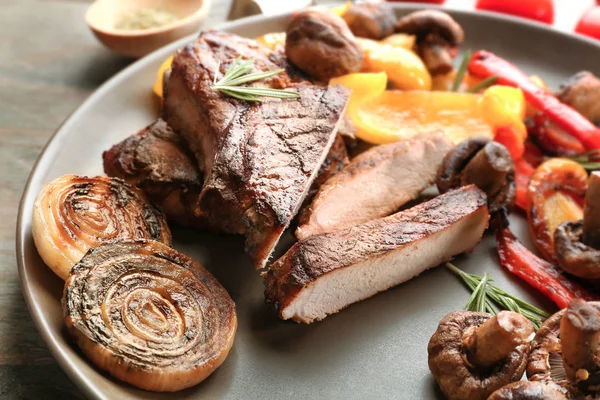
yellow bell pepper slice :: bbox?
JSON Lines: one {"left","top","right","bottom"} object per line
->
{"left": 478, "top": 85, "right": 527, "bottom": 141}
{"left": 350, "top": 91, "right": 494, "bottom": 144}
{"left": 256, "top": 32, "right": 286, "bottom": 51}
{"left": 329, "top": 72, "right": 387, "bottom": 103}
{"left": 380, "top": 34, "right": 416, "bottom": 50}
{"left": 153, "top": 56, "right": 173, "bottom": 99}
{"left": 358, "top": 38, "right": 431, "bottom": 91}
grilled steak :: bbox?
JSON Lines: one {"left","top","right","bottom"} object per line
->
{"left": 296, "top": 131, "right": 453, "bottom": 239}
{"left": 264, "top": 185, "right": 489, "bottom": 323}
{"left": 304, "top": 134, "right": 349, "bottom": 204}
{"left": 102, "top": 119, "right": 211, "bottom": 229}
{"left": 163, "top": 31, "right": 350, "bottom": 268}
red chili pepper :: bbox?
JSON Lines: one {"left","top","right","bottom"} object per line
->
{"left": 496, "top": 222, "right": 597, "bottom": 309}
{"left": 575, "top": 7, "right": 600, "bottom": 40}
{"left": 514, "top": 141, "right": 544, "bottom": 211}
{"left": 527, "top": 113, "right": 586, "bottom": 156}
{"left": 495, "top": 126, "right": 525, "bottom": 160}
{"left": 468, "top": 50, "right": 600, "bottom": 150}
{"left": 476, "top": 0, "right": 554, "bottom": 24}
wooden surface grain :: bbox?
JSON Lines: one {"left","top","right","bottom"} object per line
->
{"left": 0, "top": 0, "right": 231, "bottom": 398}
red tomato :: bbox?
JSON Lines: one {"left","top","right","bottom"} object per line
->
{"left": 476, "top": 0, "right": 554, "bottom": 24}
{"left": 576, "top": 7, "right": 600, "bottom": 40}
{"left": 387, "top": 0, "right": 445, "bottom": 4}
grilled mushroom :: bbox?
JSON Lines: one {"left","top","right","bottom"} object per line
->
{"left": 395, "top": 10, "right": 464, "bottom": 75}
{"left": 488, "top": 381, "right": 568, "bottom": 400}
{"left": 342, "top": 2, "right": 396, "bottom": 40}
{"left": 437, "top": 137, "right": 516, "bottom": 215}
{"left": 528, "top": 299, "right": 600, "bottom": 398}
{"left": 555, "top": 172, "right": 600, "bottom": 278}
{"left": 556, "top": 71, "right": 600, "bottom": 124}
{"left": 286, "top": 8, "right": 363, "bottom": 81}
{"left": 428, "top": 310, "right": 534, "bottom": 400}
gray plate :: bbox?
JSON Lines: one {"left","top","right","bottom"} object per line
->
{"left": 16, "top": 5, "right": 600, "bottom": 400}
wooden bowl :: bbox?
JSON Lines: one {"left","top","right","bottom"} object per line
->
{"left": 85, "top": 0, "right": 211, "bottom": 58}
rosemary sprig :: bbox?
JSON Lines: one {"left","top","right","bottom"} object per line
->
{"left": 566, "top": 149, "right": 600, "bottom": 171}
{"left": 464, "top": 273, "right": 491, "bottom": 312}
{"left": 451, "top": 49, "right": 472, "bottom": 92}
{"left": 468, "top": 75, "right": 499, "bottom": 93}
{"left": 211, "top": 56, "right": 300, "bottom": 102}
{"left": 447, "top": 263, "right": 550, "bottom": 329}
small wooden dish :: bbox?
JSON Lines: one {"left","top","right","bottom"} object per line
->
{"left": 85, "top": 0, "right": 211, "bottom": 58}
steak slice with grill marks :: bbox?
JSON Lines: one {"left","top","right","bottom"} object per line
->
{"left": 163, "top": 31, "right": 350, "bottom": 268}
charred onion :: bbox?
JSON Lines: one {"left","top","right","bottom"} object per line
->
{"left": 63, "top": 240, "right": 237, "bottom": 392}
{"left": 32, "top": 175, "right": 171, "bottom": 280}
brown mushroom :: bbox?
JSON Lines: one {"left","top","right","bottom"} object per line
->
{"left": 395, "top": 10, "right": 464, "bottom": 75}
{"left": 527, "top": 300, "right": 600, "bottom": 399}
{"left": 560, "top": 299, "right": 600, "bottom": 392}
{"left": 342, "top": 2, "right": 396, "bottom": 40}
{"left": 436, "top": 137, "right": 516, "bottom": 215}
{"left": 556, "top": 71, "right": 600, "bottom": 124}
{"left": 487, "top": 381, "right": 568, "bottom": 400}
{"left": 554, "top": 172, "right": 600, "bottom": 279}
{"left": 428, "top": 310, "right": 534, "bottom": 400}
{"left": 526, "top": 308, "right": 570, "bottom": 395}
{"left": 286, "top": 8, "right": 363, "bottom": 82}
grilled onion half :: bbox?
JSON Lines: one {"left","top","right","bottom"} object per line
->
{"left": 63, "top": 240, "right": 237, "bottom": 392}
{"left": 32, "top": 175, "right": 171, "bottom": 280}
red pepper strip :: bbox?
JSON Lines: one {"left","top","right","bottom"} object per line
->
{"left": 495, "top": 126, "right": 525, "bottom": 160}
{"left": 514, "top": 141, "right": 543, "bottom": 211}
{"left": 496, "top": 223, "right": 597, "bottom": 309}
{"left": 527, "top": 113, "right": 586, "bottom": 156}
{"left": 469, "top": 50, "right": 600, "bottom": 150}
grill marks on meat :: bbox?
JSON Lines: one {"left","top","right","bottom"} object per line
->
{"left": 264, "top": 185, "right": 489, "bottom": 323}
{"left": 163, "top": 31, "right": 349, "bottom": 268}
{"left": 304, "top": 134, "right": 349, "bottom": 205}
{"left": 296, "top": 131, "right": 453, "bottom": 239}
{"left": 102, "top": 119, "right": 210, "bottom": 229}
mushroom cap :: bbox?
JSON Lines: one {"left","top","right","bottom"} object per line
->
{"left": 395, "top": 9, "right": 464, "bottom": 46}
{"left": 487, "top": 381, "right": 568, "bottom": 400}
{"left": 428, "top": 311, "right": 530, "bottom": 400}
{"left": 286, "top": 9, "right": 363, "bottom": 82}
{"left": 555, "top": 220, "right": 600, "bottom": 279}
{"left": 342, "top": 2, "right": 396, "bottom": 40}
{"left": 436, "top": 137, "right": 515, "bottom": 215}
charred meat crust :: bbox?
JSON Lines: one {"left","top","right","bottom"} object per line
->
{"left": 102, "top": 119, "right": 211, "bottom": 230}
{"left": 264, "top": 186, "right": 488, "bottom": 316}
{"left": 163, "top": 31, "right": 349, "bottom": 268}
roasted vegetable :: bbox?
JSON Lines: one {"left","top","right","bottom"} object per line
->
{"left": 395, "top": 10, "right": 464, "bottom": 76}
{"left": 528, "top": 159, "right": 587, "bottom": 262}
{"left": 153, "top": 55, "right": 173, "bottom": 98}
{"left": 554, "top": 172, "right": 600, "bottom": 279}
{"left": 475, "top": 0, "right": 554, "bottom": 24}
{"left": 469, "top": 50, "right": 600, "bottom": 150}
{"left": 346, "top": 85, "right": 525, "bottom": 145}
{"left": 358, "top": 38, "right": 431, "bottom": 90}
{"left": 256, "top": 32, "right": 286, "bottom": 51}
{"left": 514, "top": 141, "right": 544, "bottom": 211}
{"left": 428, "top": 310, "right": 533, "bottom": 400}
{"left": 495, "top": 219, "right": 596, "bottom": 309}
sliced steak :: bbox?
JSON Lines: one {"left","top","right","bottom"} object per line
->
{"left": 296, "top": 131, "right": 453, "bottom": 239}
{"left": 264, "top": 185, "right": 489, "bottom": 323}
{"left": 163, "top": 31, "right": 349, "bottom": 268}
{"left": 304, "top": 134, "right": 349, "bottom": 204}
{"left": 102, "top": 119, "right": 213, "bottom": 230}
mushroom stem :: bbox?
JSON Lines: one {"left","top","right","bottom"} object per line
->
{"left": 420, "top": 42, "right": 453, "bottom": 76}
{"left": 560, "top": 298, "right": 600, "bottom": 389}
{"left": 463, "top": 311, "right": 534, "bottom": 369}
{"left": 461, "top": 142, "right": 512, "bottom": 197}
{"left": 584, "top": 171, "right": 600, "bottom": 248}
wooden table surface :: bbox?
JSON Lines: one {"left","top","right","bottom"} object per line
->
{"left": 0, "top": 0, "right": 231, "bottom": 398}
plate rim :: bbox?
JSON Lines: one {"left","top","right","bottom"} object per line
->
{"left": 15, "top": 5, "right": 600, "bottom": 399}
